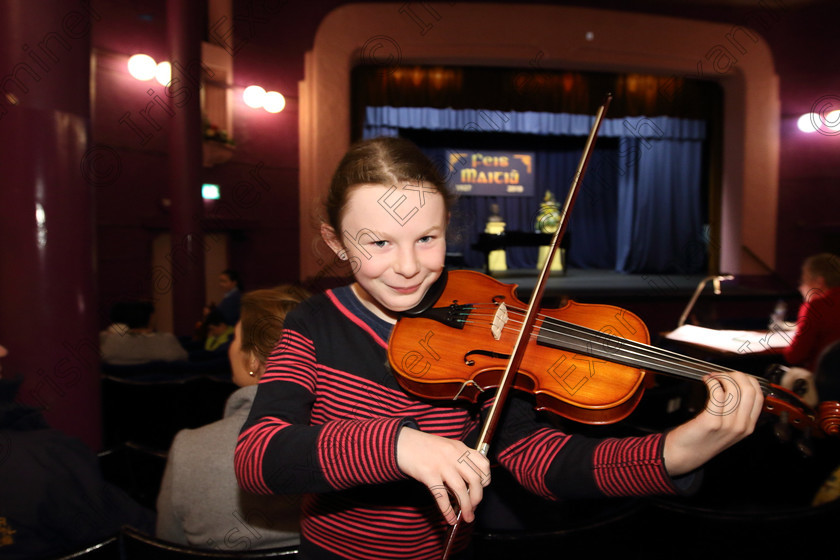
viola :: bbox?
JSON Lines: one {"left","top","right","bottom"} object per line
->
{"left": 388, "top": 268, "right": 840, "bottom": 437}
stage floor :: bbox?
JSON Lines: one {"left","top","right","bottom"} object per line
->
{"left": 473, "top": 267, "right": 797, "bottom": 302}
{"left": 487, "top": 267, "right": 706, "bottom": 299}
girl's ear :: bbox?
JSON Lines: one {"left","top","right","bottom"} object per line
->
{"left": 320, "top": 223, "right": 345, "bottom": 257}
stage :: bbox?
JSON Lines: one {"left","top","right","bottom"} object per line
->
{"left": 470, "top": 267, "right": 796, "bottom": 304}
{"left": 486, "top": 267, "right": 708, "bottom": 299}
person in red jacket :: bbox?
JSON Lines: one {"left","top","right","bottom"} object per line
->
{"left": 784, "top": 253, "right": 840, "bottom": 373}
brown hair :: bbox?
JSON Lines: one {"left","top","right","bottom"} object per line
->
{"left": 238, "top": 285, "right": 310, "bottom": 364}
{"left": 324, "top": 136, "right": 455, "bottom": 231}
{"left": 804, "top": 253, "right": 840, "bottom": 287}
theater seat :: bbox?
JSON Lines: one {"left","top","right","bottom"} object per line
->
{"left": 119, "top": 526, "right": 298, "bottom": 559}
{"left": 101, "top": 374, "right": 236, "bottom": 450}
{"left": 98, "top": 441, "right": 168, "bottom": 511}
{"left": 101, "top": 356, "right": 232, "bottom": 380}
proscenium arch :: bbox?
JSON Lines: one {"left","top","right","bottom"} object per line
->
{"left": 299, "top": 2, "right": 779, "bottom": 282}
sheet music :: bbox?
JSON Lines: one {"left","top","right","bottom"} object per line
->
{"left": 664, "top": 324, "right": 794, "bottom": 355}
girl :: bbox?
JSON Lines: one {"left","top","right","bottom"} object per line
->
{"left": 235, "top": 137, "right": 763, "bottom": 560}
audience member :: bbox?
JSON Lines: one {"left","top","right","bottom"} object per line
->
{"left": 0, "top": 344, "right": 155, "bottom": 559}
{"left": 156, "top": 285, "right": 308, "bottom": 550}
{"left": 202, "top": 308, "right": 235, "bottom": 352}
{"left": 783, "top": 253, "right": 840, "bottom": 373}
{"left": 216, "top": 269, "right": 242, "bottom": 325}
{"left": 100, "top": 301, "right": 188, "bottom": 365}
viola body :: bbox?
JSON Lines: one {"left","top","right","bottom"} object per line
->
{"left": 388, "top": 270, "right": 655, "bottom": 425}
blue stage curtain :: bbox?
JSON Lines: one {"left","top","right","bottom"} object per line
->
{"left": 564, "top": 148, "right": 619, "bottom": 270}
{"left": 616, "top": 136, "right": 705, "bottom": 273}
{"left": 363, "top": 108, "right": 706, "bottom": 273}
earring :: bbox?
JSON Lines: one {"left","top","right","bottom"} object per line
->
{"left": 248, "top": 371, "right": 255, "bottom": 377}
{"left": 339, "top": 251, "right": 348, "bottom": 261}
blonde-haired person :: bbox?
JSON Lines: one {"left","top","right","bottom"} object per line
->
{"left": 784, "top": 253, "right": 840, "bottom": 373}
{"left": 156, "top": 285, "right": 309, "bottom": 551}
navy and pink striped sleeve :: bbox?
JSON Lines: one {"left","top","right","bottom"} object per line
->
{"left": 496, "top": 427, "right": 571, "bottom": 499}
{"left": 493, "top": 396, "right": 694, "bottom": 500}
{"left": 235, "top": 325, "right": 324, "bottom": 495}
{"left": 235, "top": 316, "right": 409, "bottom": 496}
{"left": 523, "top": 431, "right": 696, "bottom": 499}
{"left": 316, "top": 416, "right": 409, "bottom": 490}
{"left": 590, "top": 433, "right": 677, "bottom": 496}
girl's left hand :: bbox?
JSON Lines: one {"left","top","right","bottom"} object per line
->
{"left": 663, "top": 370, "right": 764, "bottom": 476}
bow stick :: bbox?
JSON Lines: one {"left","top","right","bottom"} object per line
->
{"left": 442, "top": 94, "right": 613, "bottom": 558}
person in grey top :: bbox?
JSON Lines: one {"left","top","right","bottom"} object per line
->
{"left": 156, "top": 285, "right": 309, "bottom": 551}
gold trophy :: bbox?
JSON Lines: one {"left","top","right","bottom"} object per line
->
{"left": 485, "top": 203, "right": 507, "bottom": 272}
{"left": 535, "top": 191, "right": 564, "bottom": 272}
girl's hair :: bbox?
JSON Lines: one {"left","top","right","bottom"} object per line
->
{"left": 238, "top": 285, "right": 310, "bottom": 364}
{"left": 324, "top": 136, "right": 455, "bottom": 231}
{"left": 804, "top": 253, "right": 840, "bottom": 287}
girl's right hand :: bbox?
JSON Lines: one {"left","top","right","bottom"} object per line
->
{"left": 396, "top": 426, "right": 491, "bottom": 525}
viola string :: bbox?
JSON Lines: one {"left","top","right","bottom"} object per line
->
{"left": 468, "top": 307, "right": 736, "bottom": 380}
{"left": 455, "top": 304, "right": 726, "bottom": 376}
{"left": 444, "top": 304, "right": 772, "bottom": 393}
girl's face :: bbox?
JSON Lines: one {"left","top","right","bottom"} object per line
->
{"left": 325, "top": 182, "right": 448, "bottom": 322}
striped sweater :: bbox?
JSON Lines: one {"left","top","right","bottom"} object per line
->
{"left": 235, "top": 285, "right": 688, "bottom": 559}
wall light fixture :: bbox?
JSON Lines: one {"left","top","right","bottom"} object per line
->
{"left": 127, "top": 54, "right": 157, "bottom": 81}
{"left": 242, "top": 85, "right": 285, "bottom": 113}
{"left": 155, "top": 61, "right": 171, "bottom": 86}
{"left": 798, "top": 110, "right": 840, "bottom": 134}
{"left": 243, "top": 85, "right": 266, "bottom": 108}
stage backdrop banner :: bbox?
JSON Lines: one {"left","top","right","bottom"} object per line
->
{"left": 446, "top": 149, "right": 535, "bottom": 197}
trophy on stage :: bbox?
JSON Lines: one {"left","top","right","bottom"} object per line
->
{"left": 485, "top": 203, "right": 507, "bottom": 272}
{"left": 535, "top": 190, "right": 564, "bottom": 272}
